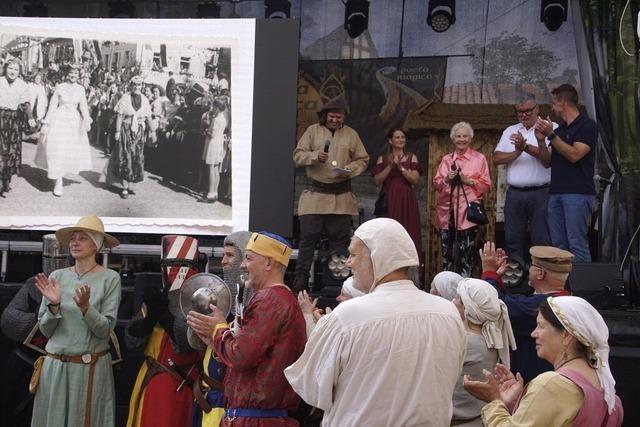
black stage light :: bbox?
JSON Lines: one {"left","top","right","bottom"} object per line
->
{"left": 108, "top": 1, "right": 136, "bottom": 18}
{"left": 197, "top": 1, "right": 221, "bottom": 18}
{"left": 540, "top": 0, "right": 567, "bottom": 31}
{"left": 427, "top": 0, "right": 456, "bottom": 33}
{"left": 23, "top": 1, "right": 49, "bottom": 17}
{"left": 344, "top": 0, "right": 369, "bottom": 39}
{"left": 265, "top": 0, "right": 291, "bottom": 19}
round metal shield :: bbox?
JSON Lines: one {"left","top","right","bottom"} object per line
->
{"left": 178, "top": 273, "right": 232, "bottom": 318}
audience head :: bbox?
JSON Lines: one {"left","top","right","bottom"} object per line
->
{"left": 336, "top": 277, "right": 365, "bottom": 302}
{"left": 528, "top": 246, "right": 573, "bottom": 293}
{"left": 386, "top": 128, "right": 407, "bottom": 154}
{"left": 242, "top": 232, "right": 292, "bottom": 290}
{"left": 535, "top": 296, "right": 617, "bottom": 413}
{"left": 55, "top": 215, "right": 119, "bottom": 259}
{"left": 455, "top": 278, "right": 517, "bottom": 367}
{"left": 551, "top": 83, "right": 579, "bottom": 119}
{"left": 430, "top": 271, "right": 463, "bottom": 301}
{"left": 3, "top": 57, "right": 23, "bottom": 81}
{"left": 349, "top": 218, "right": 419, "bottom": 293}
{"left": 222, "top": 231, "right": 253, "bottom": 273}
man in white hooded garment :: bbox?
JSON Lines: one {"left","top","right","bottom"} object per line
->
{"left": 284, "top": 218, "right": 467, "bottom": 427}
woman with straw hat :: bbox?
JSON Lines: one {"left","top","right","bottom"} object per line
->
{"left": 32, "top": 215, "right": 121, "bottom": 427}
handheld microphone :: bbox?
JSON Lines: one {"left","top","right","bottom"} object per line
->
{"left": 320, "top": 140, "right": 330, "bottom": 163}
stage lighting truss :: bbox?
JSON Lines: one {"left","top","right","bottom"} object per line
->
{"left": 108, "top": 1, "right": 136, "bottom": 18}
{"left": 540, "top": 0, "right": 567, "bottom": 31}
{"left": 327, "top": 251, "right": 351, "bottom": 281}
{"left": 427, "top": 0, "right": 456, "bottom": 33}
{"left": 265, "top": 0, "right": 291, "bottom": 19}
{"left": 23, "top": 1, "right": 48, "bottom": 17}
{"left": 344, "top": 0, "right": 370, "bottom": 39}
{"left": 197, "top": 1, "right": 221, "bottom": 18}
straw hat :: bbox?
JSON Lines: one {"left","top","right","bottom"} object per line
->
{"left": 55, "top": 215, "right": 120, "bottom": 248}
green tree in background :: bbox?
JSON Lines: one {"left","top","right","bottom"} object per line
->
{"left": 465, "top": 32, "right": 559, "bottom": 85}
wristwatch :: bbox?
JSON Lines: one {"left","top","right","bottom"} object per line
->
{"left": 548, "top": 132, "right": 557, "bottom": 140}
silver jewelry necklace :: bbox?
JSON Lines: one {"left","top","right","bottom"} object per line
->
{"left": 74, "top": 263, "right": 98, "bottom": 280}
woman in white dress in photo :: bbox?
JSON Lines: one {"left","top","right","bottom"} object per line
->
{"left": 35, "top": 64, "right": 92, "bottom": 197}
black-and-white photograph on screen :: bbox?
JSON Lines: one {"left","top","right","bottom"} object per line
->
{"left": 0, "top": 18, "right": 254, "bottom": 235}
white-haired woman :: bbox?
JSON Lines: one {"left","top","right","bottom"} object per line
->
{"left": 464, "top": 296, "right": 624, "bottom": 427}
{"left": 433, "top": 121, "right": 490, "bottom": 277}
{"left": 451, "top": 278, "right": 516, "bottom": 426}
{"left": 32, "top": 215, "right": 121, "bottom": 427}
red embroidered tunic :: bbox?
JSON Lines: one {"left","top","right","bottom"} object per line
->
{"left": 214, "top": 285, "right": 306, "bottom": 427}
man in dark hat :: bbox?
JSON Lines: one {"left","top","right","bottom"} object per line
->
{"left": 292, "top": 96, "right": 369, "bottom": 292}
{"left": 479, "top": 242, "right": 574, "bottom": 382}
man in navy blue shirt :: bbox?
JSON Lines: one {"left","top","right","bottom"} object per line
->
{"left": 534, "top": 84, "right": 597, "bottom": 262}
{"left": 480, "top": 242, "right": 573, "bottom": 382}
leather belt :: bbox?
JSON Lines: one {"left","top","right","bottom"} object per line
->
{"left": 509, "top": 184, "right": 549, "bottom": 192}
{"left": 307, "top": 178, "right": 351, "bottom": 194}
{"left": 47, "top": 350, "right": 109, "bottom": 427}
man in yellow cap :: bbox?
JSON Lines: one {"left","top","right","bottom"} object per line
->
{"left": 187, "top": 232, "right": 306, "bottom": 426}
{"left": 480, "top": 242, "right": 574, "bottom": 382}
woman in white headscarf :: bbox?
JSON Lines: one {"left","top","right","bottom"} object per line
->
{"left": 464, "top": 296, "right": 624, "bottom": 427}
{"left": 451, "top": 278, "right": 516, "bottom": 427}
{"left": 430, "top": 271, "right": 463, "bottom": 301}
{"left": 297, "top": 277, "right": 365, "bottom": 337}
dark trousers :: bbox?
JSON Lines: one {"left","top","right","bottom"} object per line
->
{"left": 504, "top": 186, "right": 550, "bottom": 264}
{"left": 295, "top": 214, "right": 352, "bottom": 279}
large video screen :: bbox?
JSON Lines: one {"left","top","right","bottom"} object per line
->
{"left": 0, "top": 17, "right": 257, "bottom": 235}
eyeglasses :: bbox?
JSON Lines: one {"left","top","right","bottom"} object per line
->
{"left": 516, "top": 106, "right": 537, "bottom": 115}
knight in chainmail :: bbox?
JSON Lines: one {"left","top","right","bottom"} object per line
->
{"left": 0, "top": 234, "right": 70, "bottom": 427}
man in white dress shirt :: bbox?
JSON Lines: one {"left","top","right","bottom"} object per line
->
{"left": 494, "top": 95, "right": 556, "bottom": 266}
{"left": 285, "top": 218, "right": 466, "bottom": 427}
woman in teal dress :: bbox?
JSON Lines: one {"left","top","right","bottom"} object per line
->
{"left": 32, "top": 215, "right": 121, "bottom": 427}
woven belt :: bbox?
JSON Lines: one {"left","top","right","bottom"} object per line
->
{"left": 509, "top": 184, "right": 549, "bottom": 191}
{"left": 307, "top": 178, "right": 351, "bottom": 194}
{"left": 225, "top": 408, "right": 287, "bottom": 419}
{"left": 47, "top": 350, "right": 109, "bottom": 427}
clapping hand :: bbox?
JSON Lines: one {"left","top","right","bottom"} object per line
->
{"left": 479, "top": 242, "right": 508, "bottom": 274}
{"left": 35, "top": 273, "right": 61, "bottom": 305}
{"left": 463, "top": 369, "right": 501, "bottom": 403}
{"left": 186, "top": 304, "right": 226, "bottom": 347}
{"left": 73, "top": 285, "right": 91, "bottom": 315}
{"left": 297, "top": 290, "right": 318, "bottom": 314}
{"left": 494, "top": 363, "right": 524, "bottom": 412}
{"left": 509, "top": 131, "right": 527, "bottom": 152}
{"left": 535, "top": 116, "right": 554, "bottom": 139}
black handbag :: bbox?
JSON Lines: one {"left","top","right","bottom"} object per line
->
{"left": 461, "top": 185, "right": 489, "bottom": 225}
{"left": 373, "top": 191, "right": 387, "bottom": 217}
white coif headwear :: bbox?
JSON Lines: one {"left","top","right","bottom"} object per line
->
{"left": 341, "top": 277, "right": 365, "bottom": 298}
{"left": 457, "top": 279, "right": 517, "bottom": 368}
{"left": 85, "top": 231, "right": 105, "bottom": 251}
{"left": 547, "top": 296, "right": 618, "bottom": 414}
{"left": 431, "top": 271, "right": 463, "bottom": 301}
{"left": 353, "top": 218, "right": 419, "bottom": 289}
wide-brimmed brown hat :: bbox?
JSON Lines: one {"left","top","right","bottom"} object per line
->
{"left": 55, "top": 215, "right": 120, "bottom": 248}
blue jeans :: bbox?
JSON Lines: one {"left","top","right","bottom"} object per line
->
{"left": 548, "top": 194, "right": 596, "bottom": 262}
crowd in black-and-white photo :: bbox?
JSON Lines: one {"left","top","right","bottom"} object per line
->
{"left": 0, "top": 36, "right": 232, "bottom": 204}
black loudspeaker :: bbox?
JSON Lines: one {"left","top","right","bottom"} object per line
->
{"left": 568, "top": 263, "right": 626, "bottom": 309}
{"left": 609, "top": 346, "right": 640, "bottom": 427}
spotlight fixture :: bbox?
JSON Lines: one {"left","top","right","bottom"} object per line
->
{"left": 197, "top": 1, "right": 221, "bottom": 18}
{"left": 426, "top": 0, "right": 456, "bottom": 33}
{"left": 321, "top": 249, "right": 350, "bottom": 289}
{"left": 265, "top": 0, "right": 291, "bottom": 19}
{"left": 540, "top": 0, "right": 567, "bottom": 31}
{"left": 344, "top": 0, "right": 369, "bottom": 39}
{"left": 108, "top": 1, "right": 136, "bottom": 18}
{"left": 23, "top": 1, "right": 48, "bottom": 17}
